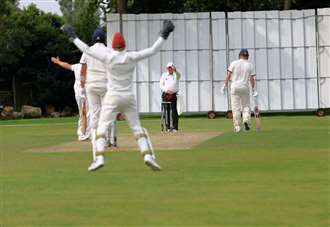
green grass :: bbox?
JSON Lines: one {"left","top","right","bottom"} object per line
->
{"left": 0, "top": 116, "right": 329, "bottom": 226}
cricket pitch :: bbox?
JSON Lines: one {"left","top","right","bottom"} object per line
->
{"left": 26, "top": 131, "right": 222, "bottom": 153}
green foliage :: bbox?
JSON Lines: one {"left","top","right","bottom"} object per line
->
{"left": 102, "top": 0, "right": 329, "bottom": 13}
{"left": 0, "top": 4, "right": 81, "bottom": 111}
{"left": 58, "top": 0, "right": 101, "bottom": 44}
{"left": 0, "top": 0, "right": 18, "bottom": 16}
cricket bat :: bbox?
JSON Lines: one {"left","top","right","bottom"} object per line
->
{"left": 253, "top": 96, "right": 261, "bottom": 131}
{"left": 254, "top": 106, "right": 261, "bottom": 131}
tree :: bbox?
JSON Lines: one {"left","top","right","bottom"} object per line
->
{"left": 1, "top": 4, "right": 81, "bottom": 111}
{"left": 284, "top": 0, "right": 291, "bottom": 10}
{"left": 57, "top": 0, "right": 101, "bottom": 44}
{"left": 0, "top": 0, "right": 18, "bottom": 16}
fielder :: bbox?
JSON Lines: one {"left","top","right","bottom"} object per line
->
{"left": 80, "top": 29, "right": 118, "bottom": 168}
{"left": 51, "top": 56, "right": 90, "bottom": 141}
{"left": 62, "top": 20, "right": 175, "bottom": 171}
{"left": 221, "top": 49, "right": 258, "bottom": 132}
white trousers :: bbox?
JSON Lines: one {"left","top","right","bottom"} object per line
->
{"left": 86, "top": 81, "right": 116, "bottom": 160}
{"left": 231, "top": 86, "right": 251, "bottom": 128}
{"left": 95, "top": 92, "right": 154, "bottom": 157}
{"left": 75, "top": 92, "right": 90, "bottom": 140}
{"left": 86, "top": 82, "right": 107, "bottom": 130}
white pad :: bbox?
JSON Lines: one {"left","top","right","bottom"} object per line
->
{"left": 91, "top": 129, "right": 97, "bottom": 161}
{"left": 134, "top": 127, "right": 155, "bottom": 157}
{"left": 233, "top": 111, "right": 241, "bottom": 128}
{"left": 96, "top": 137, "right": 107, "bottom": 153}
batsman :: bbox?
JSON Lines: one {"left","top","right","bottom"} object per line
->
{"left": 62, "top": 20, "right": 175, "bottom": 171}
{"left": 222, "top": 49, "right": 258, "bottom": 132}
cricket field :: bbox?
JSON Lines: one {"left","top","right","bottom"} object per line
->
{"left": 0, "top": 115, "right": 329, "bottom": 226}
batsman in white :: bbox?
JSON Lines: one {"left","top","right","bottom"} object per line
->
{"left": 62, "top": 20, "right": 175, "bottom": 171}
{"left": 51, "top": 56, "right": 90, "bottom": 141}
{"left": 221, "top": 49, "right": 258, "bottom": 132}
{"left": 80, "top": 29, "right": 118, "bottom": 166}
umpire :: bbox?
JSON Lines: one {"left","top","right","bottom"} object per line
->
{"left": 160, "top": 62, "right": 181, "bottom": 132}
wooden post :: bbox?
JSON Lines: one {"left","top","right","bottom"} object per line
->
{"left": 117, "top": 0, "right": 127, "bottom": 33}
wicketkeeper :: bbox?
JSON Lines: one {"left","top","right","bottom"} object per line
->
{"left": 62, "top": 20, "right": 175, "bottom": 171}
{"left": 222, "top": 49, "right": 257, "bottom": 132}
{"left": 51, "top": 56, "right": 90, "bottom": 141}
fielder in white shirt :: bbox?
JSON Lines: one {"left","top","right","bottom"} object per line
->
{"left": 221, "top": 49, "right": 257, "bottom": 132}
{"left": 62, "top": 20, "right": 175, "bottom": 171}
{"left": 51, "top": 56, "right": 90, "bottom": 141}
{"left": 80, "top": 29, "right": 118, "bottom": 167}
{"left": 159, "top": 62, "right": 181, "bottom": 131}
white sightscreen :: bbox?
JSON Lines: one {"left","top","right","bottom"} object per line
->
{"left": 107, "top": 9, "right": 330, "bottom": 114}
{"left": 318, "top": 8, "right": 330, "bottom": 109}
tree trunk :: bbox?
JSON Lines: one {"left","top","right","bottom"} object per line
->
{"left": 284, "top": 0, "right": 291, "bottom": 10}
{"left": 117, "top": 0, "right": 127, "bottom": 33}
{"left": 117, "top": 0, "right": 127, "bottom": 13}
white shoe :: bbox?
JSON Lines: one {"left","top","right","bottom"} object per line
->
{"left": 144, "top": 154, "right": 161, "bottom": 171}
{"left": 234, "top": 126, "right": 241, "bottom": 133}
{"left": 78, "top": 134, "right": 90, "bottom": 141}
{"left": 88, "top": 155, "right": 104, "bottom": 171}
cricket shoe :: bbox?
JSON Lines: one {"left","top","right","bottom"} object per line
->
{"left": 88, "top": 155, "right": 104, "bottom": 171}
{"left": 78, "top": 135, "right": 90, "bottom": 141}
{"left": 144, "top": 154, "right": 161, "bottom": 171}
{"left": 244, "top": 122, "right": 250, "bottom": 131}
{"left": 234, "top": 126, "right": 241, "bottom": 133}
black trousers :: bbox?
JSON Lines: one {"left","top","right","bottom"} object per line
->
{"left": 162, "top": 93, "right": 179, "bottom": 130}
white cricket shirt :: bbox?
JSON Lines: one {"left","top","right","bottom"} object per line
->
{"left": 80, "top": 43, "right": 108, "bottom": 83}
{"left": 74, "top": 37, "right": 166, "bottom": 95}
{"left": 228, "top": 59, "right": 256, "bottom": 88}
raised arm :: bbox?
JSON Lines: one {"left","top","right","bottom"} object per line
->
{"left": 51, "top": 56, "right": 72, "bottom": 71}
{"left": 130, "top": 37, "right": 165, "bottom": 62}
{"left": 80, "top": 64, "right": 87, "bottom": 89}
{"left": 73, "top": 38, "right": 109, "bottom": 63}
{"left": 61, "top": 25, "right": 109, "bottom": 64}
{"left": 129, "top": 20, "right": 175, "bottom": 62}
{"left": 173, "top": 67, "right": 181, "bottom": 80}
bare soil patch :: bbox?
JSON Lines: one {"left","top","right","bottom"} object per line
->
{"left": 26, "top": 131, "right": 222, "bottom": 153}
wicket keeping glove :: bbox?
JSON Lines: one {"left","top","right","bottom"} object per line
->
{"left": 160, "top": 20, "right": 175, "bottom": 40}
{"left": 61, "top": 24, "right": 77, "bottom": 42}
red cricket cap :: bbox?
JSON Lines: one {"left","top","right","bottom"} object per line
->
{"left": 112, "top": 32, "right": 126, "bottom": 49}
